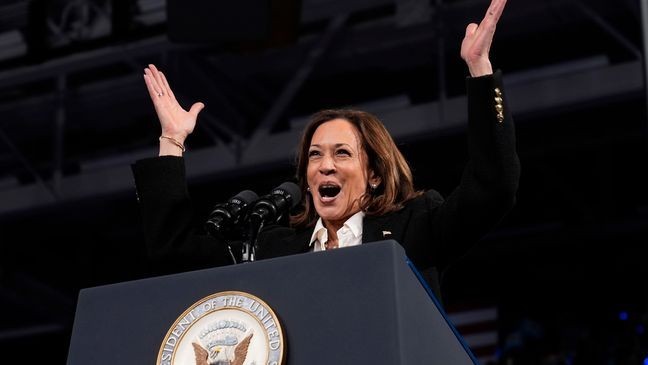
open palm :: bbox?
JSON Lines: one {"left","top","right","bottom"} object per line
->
{"left": 460, "top": 0, "right": 507, "bottom": 77}
{"left": 143, "top": 64, "right": 204, "bottom": 143}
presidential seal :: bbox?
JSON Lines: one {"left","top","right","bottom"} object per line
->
{"left": 157, "top": 291, "right": 285, "bottom": 365}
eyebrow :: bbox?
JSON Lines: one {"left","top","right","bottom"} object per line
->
{"left": 310, "top": 143, "right": 353, "bottom": 148}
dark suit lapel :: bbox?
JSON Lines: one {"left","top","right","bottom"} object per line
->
{"left": 290, "top": 228, "right": 313, "bottom": 254}
{"left": 259, "top": 226, "right": 312, "bottom": 259}
{"left": 363, "top": 213, "right": 405, "bottom": 244}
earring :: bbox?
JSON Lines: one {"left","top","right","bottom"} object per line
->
{"left": 307, "top": 187, "right": 311, "bottom": 192}
{"left": 370, "top": 183, "right": 378, "bottom": 190}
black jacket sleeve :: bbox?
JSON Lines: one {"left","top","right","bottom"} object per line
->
{"left": 429, "top": 70, "right": 520, "bottom": 270}
{"left": 131, "top": 156, "right": 234, "bottom": 274}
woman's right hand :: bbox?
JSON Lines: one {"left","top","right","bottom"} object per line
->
{"left": 143, "top": 64, "right": 205, "bottom": 155}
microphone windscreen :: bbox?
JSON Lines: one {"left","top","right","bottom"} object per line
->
{"left": 275, "top": 182, "right": 301, "bottom": 208}
{"left": 234, "top": 190, "right": 259, "bottom": 205}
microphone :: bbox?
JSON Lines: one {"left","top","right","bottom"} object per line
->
{"left": 204, "top": 190, "right": 259, "bottom": 237}
{"left": 248, "top": 182, "right": 302, "bottom": 228}
{"left": 242, "top": 182, "right": 301, "bottom": 263}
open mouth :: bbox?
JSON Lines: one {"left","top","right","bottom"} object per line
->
{"left": 318, "top": 184, "right": 341, "bottom": 199}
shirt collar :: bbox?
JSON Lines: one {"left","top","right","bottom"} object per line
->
{"left": 309, "top": 219, "right": 327, "bottom": 248}
{"left": 344, "top": 210, "right": 365, "bottom": 238}
{"left": 309, "top": 211, "right": 365, "bottom": 248}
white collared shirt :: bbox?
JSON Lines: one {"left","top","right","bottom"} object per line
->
{"left": 309, "top": 211, "right": 365, "bottom": 252}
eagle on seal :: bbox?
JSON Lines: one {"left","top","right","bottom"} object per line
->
{"left": 192, "top": 333, "right": 253, "bottom": 365}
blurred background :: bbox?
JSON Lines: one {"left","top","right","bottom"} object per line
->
{"left": 0, "top": 0, "right": 646, "bottom": 363}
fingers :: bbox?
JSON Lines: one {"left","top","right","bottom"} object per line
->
{"left": 158, "top": 71, "right": 176, "bottom": 101}
{"left": 144, "top": 65, "right": 181, "bottom": 106}
{"left": 465, "top": 23, "right": 478, "bottom": 37}
{"left": 471, "top": 0, "right": 507, "bottom": 51}
{"left": 144, "top": 68, "right": 164, "bottom": 99}
{"left": 189, "top": 102, "right": 205, "bottom": 117}
{"left": 143, "top": 69, "right": 163, "bottom": 101}
{"left": 484, "top": 0, "right": 507, "bottom": 24}
{"left": 472, "top": 20, "right": 495, "bottom": 51}
{"left": 145, "top": 64, "right": 167, "bottom": 98}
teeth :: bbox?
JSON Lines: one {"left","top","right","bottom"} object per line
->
{"left": 319, "top": 185, "right": 341, "bottom": 198}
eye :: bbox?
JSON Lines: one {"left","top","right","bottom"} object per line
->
{"left": 308, "top": 150, "right": 321, "bottom": 158}
{"left": 336, "top": 149, "right": 351, "bottom": 156}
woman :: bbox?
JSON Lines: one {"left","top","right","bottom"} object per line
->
{"left": 132, "top": 0, "right": 519, "bottom": 300}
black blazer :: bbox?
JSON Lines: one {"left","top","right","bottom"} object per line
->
{"left": 131, "top": 70, "right": 520, "bottom": 301}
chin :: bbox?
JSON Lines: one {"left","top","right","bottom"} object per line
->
{"left": 315, "top": 208, "right": 341, "bottom": 222}
{"left": 318, "top": 206, "right": 357, "bottom": 223}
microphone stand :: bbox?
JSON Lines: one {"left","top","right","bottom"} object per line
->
{"left": 241, "top": 213, "right": 264, "bottom": 263}
{"left": 206, "top": 227, "right": 240, "bottom": 265}
{"left": 225, "top": 242, "right": 239, "bottom": 264}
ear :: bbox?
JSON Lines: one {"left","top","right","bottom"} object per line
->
{"left": 368, "top": 171, "right": 382, "bottom": 187}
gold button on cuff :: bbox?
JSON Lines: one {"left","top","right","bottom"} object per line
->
{"left": 494, "top": 88, "right": 504, "bottom": 123}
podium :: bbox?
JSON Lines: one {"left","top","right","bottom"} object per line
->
{"left": 66, "top": 240, "right": 479, "bottom": 364}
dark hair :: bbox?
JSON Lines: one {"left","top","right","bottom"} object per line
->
{"left": 291, "top": 109, "right": 423, "bottom": 228}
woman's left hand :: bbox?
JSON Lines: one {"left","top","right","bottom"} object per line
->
{"left": 460, "top": 0, "right": 508, "bottom": 77}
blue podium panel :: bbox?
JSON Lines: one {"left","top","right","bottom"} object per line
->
{"left": 67, "top": 240, "right": 478, "bottom": 365}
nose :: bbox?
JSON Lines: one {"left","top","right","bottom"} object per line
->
{"left": 319, "top": 155, "right": 336, "bottom": 175}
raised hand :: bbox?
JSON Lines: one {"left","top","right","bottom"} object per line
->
{"left": 460, "top": 0, "right": 507, "bottom": 77}
{"left": 143, "top": 64, "right": 205, "bottom": 155}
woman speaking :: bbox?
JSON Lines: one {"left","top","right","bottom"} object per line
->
{"left": 132, "top": 0, "right": 519, "bottom": 301}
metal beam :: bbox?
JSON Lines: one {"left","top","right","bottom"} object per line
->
{"left": 249, "top": 14, "right": 349, "bottom": 145}
{"left": 0, "top": 126, "right": 57, "bottom": 200}
{"left": 0, "top": 35, "right": 200, "bottom": 89}
{"left": 52, "top": 75, "right": 66, "bottom": 197}
{"left": 0, "top": 324, "right": 66, "bottom": 342}
{"left": 642, "top": 0, "right": 648, "bottom": 117}
{"left": 574, "top": 0, "right": 642, "bottom": 59}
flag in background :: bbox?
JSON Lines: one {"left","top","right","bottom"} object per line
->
{"left": 447, "top": 305, "right": 499, "bottom": 365}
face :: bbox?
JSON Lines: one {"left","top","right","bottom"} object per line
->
{"left": 307, "top": 119, "right": 377, "bottom": 228}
